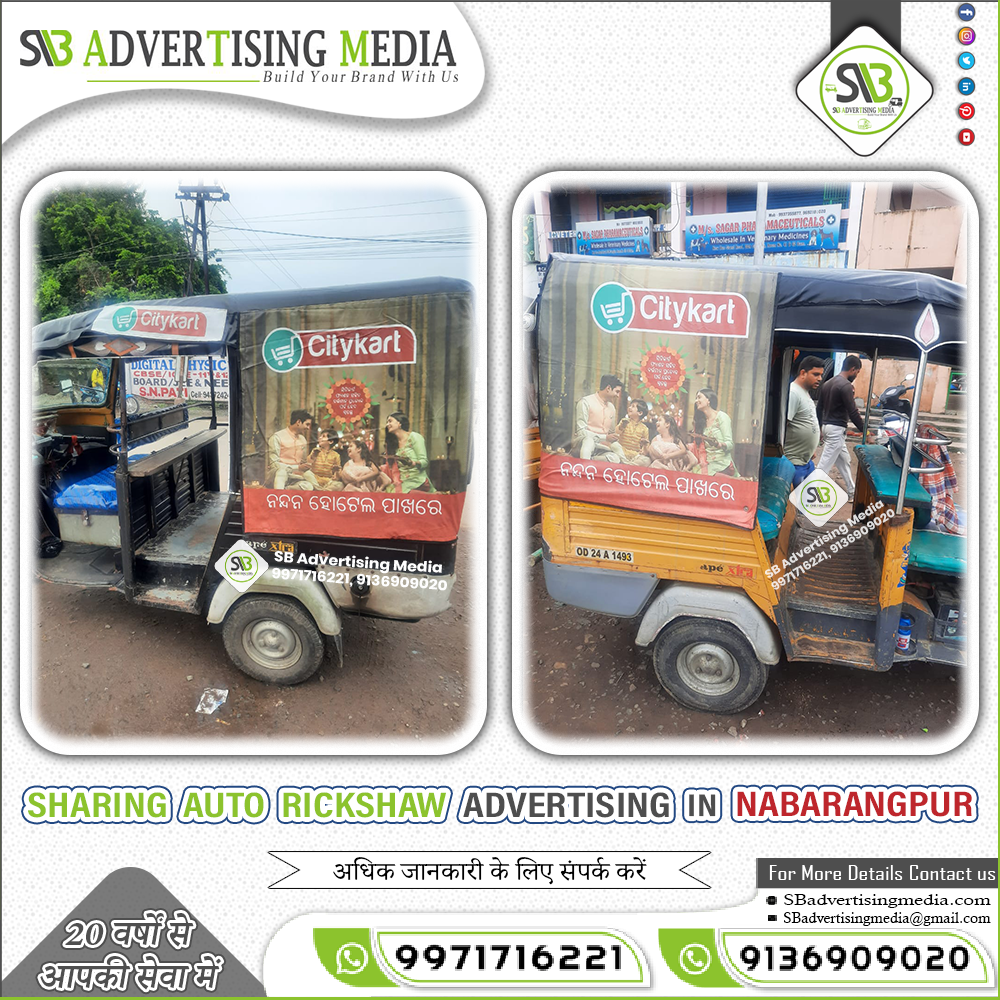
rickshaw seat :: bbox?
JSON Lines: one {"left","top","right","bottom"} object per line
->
{"left": 52, "top": 454, "right": 149, "bottom": 513}
{"left": 757, "top": 456, "right": 795, "bottom": 541}
{"left": 908, "top": 530, "right": 966, "bottom": 576}
{"left": 854, "top": 444, "right": 933, "bottom": 504}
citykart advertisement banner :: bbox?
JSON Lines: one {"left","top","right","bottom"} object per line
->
{"left": 4, "top": 2, "right": 998, "bottom": 1000}
{"left": 240, "top": 287, "right": 473, "bottom": 542}
{"left": 537, "top": 256, "right": 775, "bottom": 530}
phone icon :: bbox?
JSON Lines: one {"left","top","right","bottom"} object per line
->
{"left": 679, "top": 942, "right": 713, "bottom": 975}
{"left": 335, "top": 942, "right": 370, "bottom": 975}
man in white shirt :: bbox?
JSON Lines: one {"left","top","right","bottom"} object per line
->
{"left": 575, "top": 374, "right": 626, "bottom": 462}
{"left": 267, "top": 409, "right": 320, "bottom": 489}
{"left": 785, "top": 356, "right": 824, "bottom": 487}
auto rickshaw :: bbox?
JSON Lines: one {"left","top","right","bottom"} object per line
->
{"left": 33, "top": 279, "right": 475, "bottom": 684}
{"left": 530, "top": 254, "right": 967, "bottom": 713}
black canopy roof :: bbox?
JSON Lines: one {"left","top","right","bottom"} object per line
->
{"left": 33, "top": 277, "right": 474, "bottom": 355}
{"left": 545, "top": 254, "right": 966, "bottom": 363}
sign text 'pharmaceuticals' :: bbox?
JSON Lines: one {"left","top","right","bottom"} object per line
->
{"left": 576, "top": 217, "right": 652, "bottom": 258}
{"left": 685, "top": 204, "right": 842, "bottom": 257}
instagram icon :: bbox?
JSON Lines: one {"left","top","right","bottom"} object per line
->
{"left": 957, "top": 26, "right": 975, "bottom": 44}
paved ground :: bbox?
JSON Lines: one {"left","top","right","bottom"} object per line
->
{"left": 526, "top": 449, "right": 968, "bottom": 745}
{"left": 31, "top": 534, "right": 473, "bottom": 744}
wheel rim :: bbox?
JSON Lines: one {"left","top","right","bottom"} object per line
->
{"left": 242, "top": 619, "right": 302, "bottom": 671}
{"left": 675, "top": 641, "right": 741, "bottom": 697}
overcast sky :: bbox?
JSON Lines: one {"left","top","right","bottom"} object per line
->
{"left": 132, "top": 171, "right": 479, "bottom": 294}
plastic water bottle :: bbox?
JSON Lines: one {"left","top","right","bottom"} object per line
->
{"left": 896, "top": 616, "right": 913, "bottom": 652}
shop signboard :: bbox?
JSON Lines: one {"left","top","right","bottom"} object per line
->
{"left": 125, "top": 357, "right": 230, "bottom": 401}
{"left": 685, "top": 203, "right": 841, "bottom": 256}
{"left": 575, "top": 217, "right": 652, "bottom": 257}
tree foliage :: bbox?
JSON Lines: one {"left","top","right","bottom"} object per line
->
{"left": 34, "top": 184, "right": 227, "bottom": 321}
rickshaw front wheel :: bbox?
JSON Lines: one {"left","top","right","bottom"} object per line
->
{"left": 222, "top": 596, "right": 325, "bottom": 685}
{"left": 653, "top": 619, "right": 769, "bottom": 714}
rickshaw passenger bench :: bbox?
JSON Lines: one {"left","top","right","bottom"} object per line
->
{"left": 757, "top": 456, "right": 795, "bottom": 542}
{"left": 852, "top": 444, "right": 964, "bottom": 574}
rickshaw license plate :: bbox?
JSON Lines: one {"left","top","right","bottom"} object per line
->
{"left": 575, "top": 546, "right": 634, "bottom": 563}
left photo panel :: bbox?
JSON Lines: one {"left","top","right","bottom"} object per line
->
{"left": 22, "top": 170, "right": 487, "bottom": 755}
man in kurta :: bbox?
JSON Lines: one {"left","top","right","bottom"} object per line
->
{"left": 267, "top": 409, "right": 320, "bottom": 489}
{"left": 575, "top": 374, "right": 626, "bottom": 462}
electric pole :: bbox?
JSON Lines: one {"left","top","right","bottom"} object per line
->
{"left": 176, "top": 184, "right": 229, "bottom": 295}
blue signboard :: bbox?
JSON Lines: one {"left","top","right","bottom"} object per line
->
{"left": 576, "top": 217, "right": 652, "bottom": 257}
{"left": 685, "top": 204, "right": 841, "bottom": 257}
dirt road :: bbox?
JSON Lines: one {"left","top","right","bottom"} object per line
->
{"left": 31, "top": 538, "right": 473, "bottom": 745}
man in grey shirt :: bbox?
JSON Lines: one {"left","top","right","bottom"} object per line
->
{"left": 785, "top": 355, "right": 824, "bottom": 487}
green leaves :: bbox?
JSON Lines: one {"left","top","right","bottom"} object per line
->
{"left": 33, "top": 184, "right": 227, "bottom": 321}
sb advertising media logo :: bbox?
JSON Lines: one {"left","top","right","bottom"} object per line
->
{"left": 789, "top": 469, "right": 848, "bottom": 528}
{"left": 215, "top": 541, "right": 269, "bottom": 592}
{"left": 797, "top": 25, "right": 932, "bottom": 155}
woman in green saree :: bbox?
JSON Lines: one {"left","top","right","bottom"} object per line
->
{"left": 386, "top": 411, "right": 436, "bottom": 493}
{"left": 693, "top": 388, "right": 738, "bottom": 477}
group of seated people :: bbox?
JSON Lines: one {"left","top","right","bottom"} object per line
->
{"left": 575, "top": 376, "right": 739, "bottom": 477}
{"left": 266, "top": 409, "right": 435, "bottom": 494}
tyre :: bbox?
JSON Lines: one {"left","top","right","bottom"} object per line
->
{"left": 40, "top": 536, "right": 63, "bottom": 559}
{"left": 652, "top": 619, "right": 769, "bottom": 714}
{"left": 222, "top": 596, "right": 325, "bottom": 685}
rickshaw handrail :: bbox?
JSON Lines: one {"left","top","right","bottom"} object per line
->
{"left": 127, "top": 428, "right": 225, "bottom": 478}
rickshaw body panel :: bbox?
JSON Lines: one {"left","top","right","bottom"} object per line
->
{"left": 533, "top": 256, "right": 967, "bottom": 680}
{"left": 541, "top": 495, "right": 778, "bottom": 619}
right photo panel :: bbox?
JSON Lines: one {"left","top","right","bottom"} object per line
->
{"left": 515, "top": 172, "right": 973, "bottom": 753}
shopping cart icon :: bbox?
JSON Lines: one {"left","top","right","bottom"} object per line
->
{"left": 599, "top": 292, "right": 631, "bottom": 325}
{"left": 262, "top": 327, "right": 304, "bottom": 371}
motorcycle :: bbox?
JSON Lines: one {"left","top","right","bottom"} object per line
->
{"left": 872, "top": 374, "right": 949, "bottom": 470}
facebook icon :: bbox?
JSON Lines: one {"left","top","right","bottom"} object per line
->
{"left": 958, "top": 51, "right": 975, "bottom": 70}
{"left": 959, "top": 78, "right": 975, "bottom": 95}
{"left": 957, "top": 4, "right": 975, "bottom": 20}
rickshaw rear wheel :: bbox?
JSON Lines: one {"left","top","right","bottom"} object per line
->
{"left": 653, "top": 619, "right": 769, "bottom": 714}
{"left": 222, "top": 596, "right": 325, "bottom": 685}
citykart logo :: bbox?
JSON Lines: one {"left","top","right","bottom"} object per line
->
{"left": 789, "top": 469, "right": 848, "bottom": 527}
{"left": 590, "top": 282, "right": 751, "bottom": 338}
{"left": 796, "top": 26, "right": 932, "bottom": 155}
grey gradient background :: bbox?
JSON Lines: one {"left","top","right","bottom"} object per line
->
{"left": 3, "top": 1, "right": 997, "bottom": 983}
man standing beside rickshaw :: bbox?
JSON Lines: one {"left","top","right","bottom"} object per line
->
{"left": 817, "top": 354, "right": 865, "bottom": 496}
{"left": 785, "top": 355, "right": 825, "bottom": 487}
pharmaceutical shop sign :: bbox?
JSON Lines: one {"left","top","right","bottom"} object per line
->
{"left": 685, "top": 205, "right": 841, "bottom": 257}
